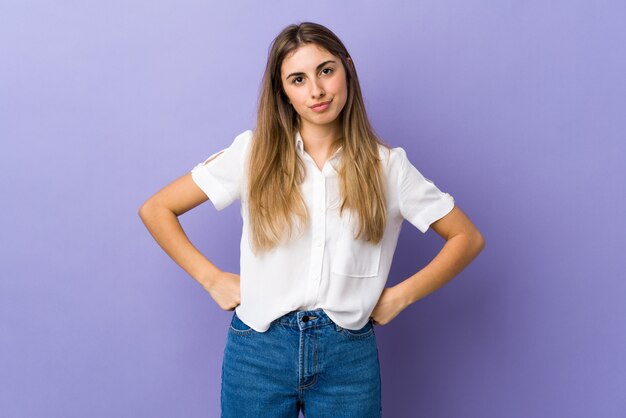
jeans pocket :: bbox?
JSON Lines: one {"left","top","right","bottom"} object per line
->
{"left": 229, "top": 311, "right": 254, "bottom": 336}
{"left": 339, "top": 318, "right": 375, "bottom": 340}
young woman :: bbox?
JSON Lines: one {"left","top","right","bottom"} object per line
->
{"left": 139, "top": 21, "right": 484, "bottom": 418}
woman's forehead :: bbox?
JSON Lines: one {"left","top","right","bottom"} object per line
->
{"left": 282, "top": 44, "right": 335, "bottom": 68}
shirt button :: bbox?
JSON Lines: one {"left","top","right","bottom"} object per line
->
{"left": 316, "top": 241, "right": 323, "bottom": 247}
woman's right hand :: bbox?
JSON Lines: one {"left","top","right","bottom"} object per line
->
{"left": 202, "top": 271, "right": 241, "bottom": 311}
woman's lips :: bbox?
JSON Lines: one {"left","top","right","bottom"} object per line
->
{"left": 310, "top": 99, "right": 332, "bottom": 112}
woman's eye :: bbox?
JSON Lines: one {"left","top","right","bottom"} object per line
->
{"left": 291, "top": 68, "right": 333, "bottom": 85}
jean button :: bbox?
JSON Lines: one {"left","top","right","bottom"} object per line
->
{"left": 302, "top": 316, "right": 310, "bottom": 322}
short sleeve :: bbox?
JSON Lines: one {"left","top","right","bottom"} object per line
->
{"left": 396, "top": 147, "right": 455, "bottom": 233}
{"left": 190, "top": 130, "right": 252, "bottom": 211}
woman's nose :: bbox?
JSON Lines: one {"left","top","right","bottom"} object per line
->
{"left": 311, "top": 81, "right": 325, "bottom": 98}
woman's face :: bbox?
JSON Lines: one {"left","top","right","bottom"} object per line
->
{"left": 280, "top": 43, "right": 348, "bottom": 132}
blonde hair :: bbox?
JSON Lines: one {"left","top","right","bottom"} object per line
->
{"left": 248, "top": 22, "right": 390, "bottom": 255}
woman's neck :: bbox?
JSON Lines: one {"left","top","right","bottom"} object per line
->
{"left": 299, "top": 122, "right": 342, "bottom": 158}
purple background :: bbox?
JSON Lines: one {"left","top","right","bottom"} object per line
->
{"left": 2, "top": 1, "right": 625, "bottom": 417}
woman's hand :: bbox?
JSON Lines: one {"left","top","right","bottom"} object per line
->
{"left": 370, "top": 285, "right": 409, "bottom": 326}
{"left": 202, "top": 271, "right": 241, "bottom": 311}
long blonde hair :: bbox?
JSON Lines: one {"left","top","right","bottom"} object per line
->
{"left": 248, "top": 22, "right": 390, "bottom": 255}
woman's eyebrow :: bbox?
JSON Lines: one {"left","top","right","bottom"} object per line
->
{"left": 286, "top": 60, "right": 336, "bottom": 79}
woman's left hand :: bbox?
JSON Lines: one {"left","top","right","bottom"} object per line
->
{"left": 369, "top": 285, "right": 409, "bottom": 326}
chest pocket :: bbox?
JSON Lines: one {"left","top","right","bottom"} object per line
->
{"left": 331, "top": 208, "right": 383, "bottom": 278}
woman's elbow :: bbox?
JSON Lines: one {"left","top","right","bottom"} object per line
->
{"left": 138, "top": 199, "right": 158, "bottom": 220}
{"left": 472, "top": 231, "right": 486, "bottom": 253}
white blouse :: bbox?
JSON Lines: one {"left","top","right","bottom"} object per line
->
{"left": 190, "top": 129, "right": 455, "bottom": 332}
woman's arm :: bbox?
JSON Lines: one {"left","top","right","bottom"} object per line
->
{"left": 137, "top": 172, "right": 241, "bottom": 310}
{"left": 371, "top": 205, "right": 485, "bottom": 325}
{"left": 396, "top": 205, "right": 485, "bottom": 308}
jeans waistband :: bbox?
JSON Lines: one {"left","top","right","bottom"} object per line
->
{"left": 275, "top": 308, "right": 337, "bottom": 330}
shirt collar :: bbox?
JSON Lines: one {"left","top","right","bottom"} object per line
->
{"left": 295, "top": 130, "right": 343, "bottom": 160}
{"left": 295, "top": 130, "right": 305, "bottom": 155}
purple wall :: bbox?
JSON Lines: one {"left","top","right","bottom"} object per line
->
{"left": 2, "top": 1, "right": 625, "bottom": 417}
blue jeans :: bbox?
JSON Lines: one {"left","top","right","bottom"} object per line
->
{"left": 221, "top": 308, "right": 382, "bottom": 417}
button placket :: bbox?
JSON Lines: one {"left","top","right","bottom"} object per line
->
{"left": 304, "top": 172, "right": 327, "bottom": 307}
